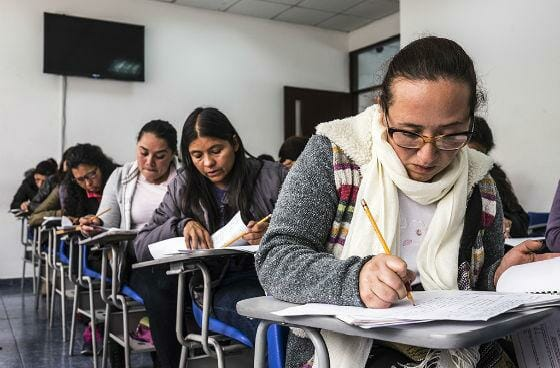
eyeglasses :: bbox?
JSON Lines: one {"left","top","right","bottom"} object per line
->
{"left": 73, "top": 168, "right": 98, "bottom": 184}
{"left": 384, "top": 112, "right": 473, "bottom": 151}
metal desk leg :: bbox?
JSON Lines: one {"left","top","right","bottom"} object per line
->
{"left": 253, "top": 321, "right": 272, "bottom": 368}
{"left": 305, "top": 327, "right": 330, "bottom": 368}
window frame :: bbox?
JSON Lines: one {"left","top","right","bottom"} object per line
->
{"left": 350, "top": 34, "right": 400, "bottom": 113}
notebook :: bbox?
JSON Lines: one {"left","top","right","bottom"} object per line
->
{"left": 496, "top": 258, "right": 560, "bottom": 367}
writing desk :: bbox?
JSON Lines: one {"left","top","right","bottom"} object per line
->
{"left": 237, "top": 296, "right": 558, "bottom": 368}
{"left": 133, "top": 249, "right": 255, "bottom": 368}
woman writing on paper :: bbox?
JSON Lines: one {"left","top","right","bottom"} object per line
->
{"left": 134, "top": 107, "right": 287, "bottom": 368}
{"left": 256, "top": 36, "right": 559, "bottom": 368}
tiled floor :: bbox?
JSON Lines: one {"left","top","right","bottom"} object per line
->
{"left": 0, "top": 279, "right": 253, "bottom": 368}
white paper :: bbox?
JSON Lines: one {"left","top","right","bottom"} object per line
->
{"left": 211, "top": 211, "right": 248, "bottom": 249}
{"left": 273, "top": 291, "right": 560, "bottom": 327}
{"left": 512, "top": 312, "right": 560, "bottom": 368}
{"left": 504, "top": 237, "right": 545, "bottom": 247}
{"left": 496, "top": 257, "right": 560, "bottom": 293}
{"left": 61, "top": 216, "right": 73, "bottom": 227}
{"left": 148, "top": 212, "right": 254, "bottom": 259}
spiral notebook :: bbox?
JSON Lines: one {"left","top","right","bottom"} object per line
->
{"left": 496, "top": 257, "right": 560, "bottom": 367}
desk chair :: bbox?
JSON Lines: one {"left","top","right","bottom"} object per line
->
{"left": 93, "top": 234, "right": 157, "bottom": 368}
{"left": 528, "top": 212, "right": 549, "bottom": 236}
{"left": 17, "top": 215, "right": 36, "bottom": 292}
{"left": 33, "top": 225, "right": 53, "bottom": 315}
{"left": 174, "top": 262, "right": 286, "bottom": 368}
{"left": 191, "top": 301, "right": 288, "bottom": 368}
{"left": 49, "top": 237, "right": 75, "bottom": 341}
{"left": 68, "top": 244, "right": 107, "bottom": 368}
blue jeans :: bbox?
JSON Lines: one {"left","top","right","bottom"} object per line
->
{"left": 212, "top": 271, "right": 264, "bottom": 345}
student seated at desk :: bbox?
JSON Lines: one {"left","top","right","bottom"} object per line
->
{"left": 27, "top": 148, "right": 72, "bottom": 214}
{"left": 546, "top": 179, "right": 560, "bottom": 251}
{"left": 62, "top": 143, "right": 119, "bottom": 355}
{"left": 62, "top": 143, "right": 119, "bottom": 221}
{"left": 135, "top": 107, "right": 287, "bottom": 368}
{"left": 10, "top": 158, "right": 57, "bottom": 211}
{"left": 468, "top": 117, "right": 529, "bottom": 238}
{"left": 79, "top": 120, "right": 178, "bottom": 367}
{"left": 256, "top": 36, "right": 559, "bottom": 368}
{"left": 278, "top": 135, "right": 309, "bottom": 170}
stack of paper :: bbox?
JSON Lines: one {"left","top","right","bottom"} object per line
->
{"left": 149, "top": 212, "right": 257, "bottom": 259}
{"left": 273, "top": 291, "right": 560, "bottom": 329}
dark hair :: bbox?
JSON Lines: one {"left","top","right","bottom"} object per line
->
{"left": 469, "top": 116, "right": 495, "bottom": 153}
{"left": 137, "top": 119, "right": 178, "bottom": 155}
{"left": 35, "top": 158, "right": 58, "bottom": 176}
{"left": 180, "top": 107, "right": 259, "bottom": 232}
{"left": 257, "top": 154, "right": 275, "bottom": 162}
{"left": 379, "top": 36, "right": 484, "bottom": 121}
{"left": 62, "top": 143, "right": 119, "bottom": 217}
{"left": 278, "top": 136, "right": 309, "bottom": 162}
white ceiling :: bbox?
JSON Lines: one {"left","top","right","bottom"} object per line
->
{"left": 153, "top": 0, "right": 399, "bottom": 32}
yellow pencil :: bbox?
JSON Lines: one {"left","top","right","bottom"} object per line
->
{"left": 91, "top": 207, "right": 111, "bottom": 222}
{"left": 223, "top": 214, "right": 272, "bottom": 248}
{"left": 360, "top": 199, "right": 416, "bottom": 306}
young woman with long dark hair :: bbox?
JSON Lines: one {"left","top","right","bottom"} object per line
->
{"left": 134, "top": 107, "right": 287, "bottom": 368}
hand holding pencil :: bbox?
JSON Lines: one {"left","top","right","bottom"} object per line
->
{"left": 224, "top": 214, "right": 272, "bottom": 247}
{"left": 358, "top": 199, "right": 416, "bottom": 308}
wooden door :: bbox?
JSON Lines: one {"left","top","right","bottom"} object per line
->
{"left": 284, "top": 86, "right": 354, "bottom": 139}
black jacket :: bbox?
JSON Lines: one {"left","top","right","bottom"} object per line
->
{"left": 10, "top": 170, "right": 38, "bottom": 209}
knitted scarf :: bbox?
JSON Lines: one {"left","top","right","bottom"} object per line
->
{"left": 314, "top": 105, "right": 494, "bottom": 368}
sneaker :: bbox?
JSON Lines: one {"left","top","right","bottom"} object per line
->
{"left": 80, "top": 341, "right": 102, "bottom": 356}
{"left": 80, "top": 341, "right": 93, "bottom": 356}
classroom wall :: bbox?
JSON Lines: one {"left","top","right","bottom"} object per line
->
{"left": 0, "top": 0, "right": 349, "bottom": 279}
{"left": 400, "top": 0, "right": 560, "bottom": 212}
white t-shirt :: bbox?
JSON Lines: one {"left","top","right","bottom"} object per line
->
{"left": 398, "top": 190, "right": 436, "bottom": 285}
{"left": 130, "top": 166, "right": 177, "bottom": 230}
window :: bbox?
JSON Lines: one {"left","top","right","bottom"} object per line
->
{"left": 350, "top": 35, "right": 400, "bottom": 113}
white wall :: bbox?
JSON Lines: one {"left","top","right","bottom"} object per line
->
{"left": 401, "top": 0, "right": 560, "bottom": 212}
{"left": 348, "top": 12, "right": 399, "bottom": 52}
{"left": 0, "top": 0, "right": 348, "bottom": 278}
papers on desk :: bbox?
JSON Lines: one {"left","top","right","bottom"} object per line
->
{"left": 504, "top": 236, "right": 545, "bottom": 247}
{"left": 496, "top": 257, "right": 560, "bottom": 368}
{"left": 273, "top": 291, "right": 560, "bottom": 328}
{"left": 148, "top": 212, "right": 256, "bottom": 259}
{"left": 497, "top": 257, "right": 560, "bottom": 294}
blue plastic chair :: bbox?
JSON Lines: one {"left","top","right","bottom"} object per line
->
{"left": 528, "top": 212, "right": 549, "bottom": 236}
{"left": 192, "top": 300, "right": 287, "bottom": 367}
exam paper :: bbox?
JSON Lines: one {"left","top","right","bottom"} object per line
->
{"left": 274, "top": 291, "right": 560, "bottom": 327}
{"left": 512, "top": 312, "right": 560, "bottom": 368}
{"left": 211, "top": 211, "right": 248, "bottom": 249}
{"left": 148, "top": 212, "right": 253, "bottom": 259}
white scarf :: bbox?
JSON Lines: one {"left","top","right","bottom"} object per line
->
{"left": 314, "top": 105, "right": 493, "bottom": 368}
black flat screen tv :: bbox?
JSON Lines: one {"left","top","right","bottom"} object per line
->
{"left": 43, "top": 13, "right": 145, "bottom": 82}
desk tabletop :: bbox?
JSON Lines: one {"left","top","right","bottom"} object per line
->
{"left": 237, "top": 296, "right": 558, "bottom": 349}
{"left": 79, "top": 229, "right": 138, "bottom": 246}
{"left": 132, "top": 248, "right": 254, "bottom": 269}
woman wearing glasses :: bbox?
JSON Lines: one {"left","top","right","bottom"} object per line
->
{"left": 256, "top": 36, "right": 558, "bottom": 368}
{"left": 62, "top": 143, "right": 119, "bottom": 221}
{"left": 60, "top": 143, "right": 119, "bottom": 355}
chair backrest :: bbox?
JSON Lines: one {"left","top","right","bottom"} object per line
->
{"left": 528, "top": 212, "right": 549, "bottom": 236}
{"left": 528, "top": 212, "right": 549, "bottom": 227}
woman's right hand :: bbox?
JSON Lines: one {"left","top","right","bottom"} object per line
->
{"left": 183, "top": 220, "right": 213, "bottom": 249}
{"left": 79, "top": 215, "right": 102, "bottom": 237}
{"left": 358, "top": 254, "right": 415, "bottom": 309}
